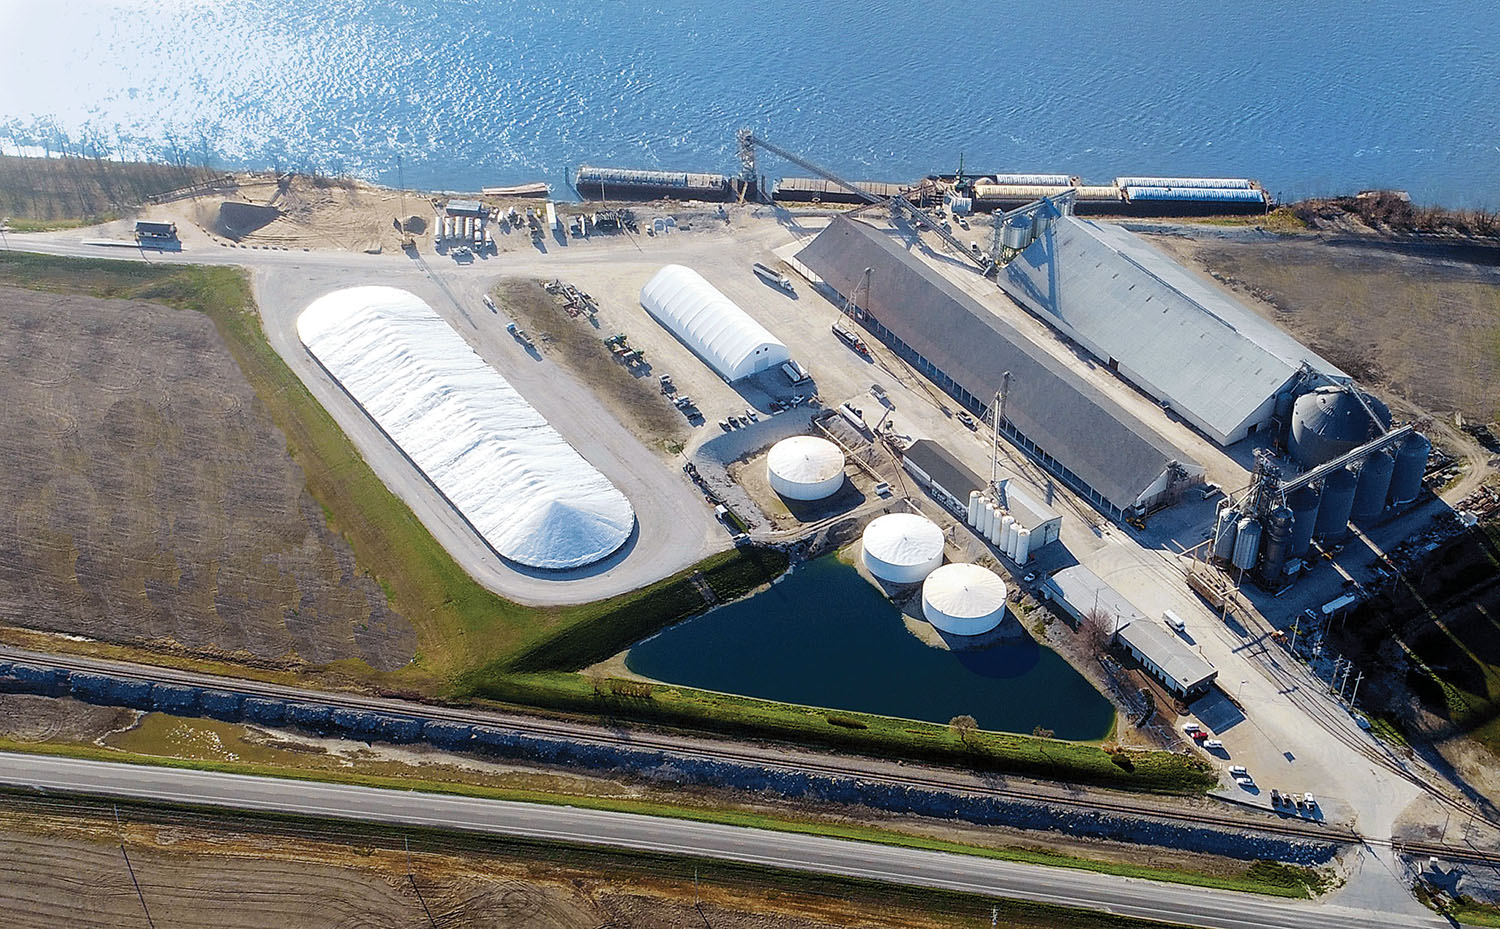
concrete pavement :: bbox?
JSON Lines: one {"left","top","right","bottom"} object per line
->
{"left": 0, "top": 752, "right": 1450, "bottom": 929}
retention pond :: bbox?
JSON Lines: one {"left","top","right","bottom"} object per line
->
{"left": 626, "top": 555, "right": 1114, "bottom": 740}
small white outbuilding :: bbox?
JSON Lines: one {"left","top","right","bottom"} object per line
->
{"left": 640, "top": 264, "right": 791, "bottom": 381}
{"left": 921, "top": 563, "right": 1009, "bottom": 636}
{"left": 861, "top": 513, "right": 945, "bottom": 584}
{"left": 766, "top": 436, "right": 845, "bottom": 501}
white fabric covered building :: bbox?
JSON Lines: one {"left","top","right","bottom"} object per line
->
{"left": 921, "top": 563, "right": 1009, "bottom": 636}
{"left": 639, "top": 265, "right": 791, "bottom": 381}
{"left": 298, "top": 286, "right": 636, "bottom": 570}
{"left": 766, "top": 436, "right": 845, "bottom": 501}
{"left": 861, "top": 513, "right": 945, "bottom": 584}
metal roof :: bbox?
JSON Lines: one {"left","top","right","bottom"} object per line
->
{"left": 797, "top": 217, "right": 1198, "bottom": 513}
{"left": 1116, "top": 619, "right": 1218, "bottom": 692}
{"left": 1114, "top": 176, "right": 1254, "bottom": 189}
{"left": 903, "top": 439, "right": 985, "bottom": 499}
{"left": 1124, "top": 186, "right": 1266, "bottom": 202}
{"left": 997, "top": 478, "right": 1061, "bottom": 532}
{"left": 999, "top": 216, "right": 1345, "bottom": 444}
{"left": 1045, "top": 566, "right": 1215, "bottom": 692}
{"left": 444, "top": 199, "right": 485, "bottom": 215}
{"left": 1044, "top": 566, "right": 1145, "bottom": 629}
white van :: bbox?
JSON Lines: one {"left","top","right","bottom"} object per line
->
{"left": 1163, "top": 609, "right": 1186, "bottom": 633}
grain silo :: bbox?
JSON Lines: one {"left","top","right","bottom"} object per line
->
{"left": 1258, "top": 506, "right": 1294, "bottom": 584}
{"left": 1314, "top": 467, "right": 1359, "bottom": 542}
{"left": 1350, "top": 448, "right": 1395, "bottom": 525}
{"left": 1212, "top": 507, "right": 1239, "bottom": 563}
{"left": 921, "top": 564, "right": 1010, "bottom": 636}
{"left": 861, "top": 513, "right": 945, "bottom": 584}
{"left": 1388, "top": 433, "right": 1431, "bottom": 506}
{"left": 1288, "top": 386, "right": 1391, "bottom": 467}
{"left": 1231, "top": 517, "right": 1262, "bottom": 571}
{"left": 1286, "top": 486, "right": 1321, "bottom": 560}
{"left": 766, "top": 436, "right": 846, "bottom": 501}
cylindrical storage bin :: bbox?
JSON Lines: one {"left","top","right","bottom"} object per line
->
{"left": 861, "top": 513, "right": 946, "bottom": 584}
{"left": 921, "top": 564, "right": 1009, "bottom": 636}
{"left": 1314, "top": 467, "right": 1358, "bottom": 541}
{"left": 766, "top": 436, "right": 846, "bottom": 501}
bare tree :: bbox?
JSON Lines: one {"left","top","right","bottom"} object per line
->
{"left": 1081, "top": 607, "right": 1116, "bottom": 655}
{"left": 949, "top": 714, "right": 978, "bottom": 745}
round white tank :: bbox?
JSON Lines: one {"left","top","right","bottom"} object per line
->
{"left": 921, "top": 563, "right": 1009, "bottom": 636}
{"left": 985, "top": 501, "right": 999, "bottom": 538}
{"left": 999, "top": 515, "right": 1015, "bottom": 552}
{"left": 1015, "top": 526, "right": 1032, "bottom": 565}
{"left": 766, "top": 436, "right": 846, "bottom": 501}
{"left": 988, "top": 503, "right": 1004, "bottom": 544}
{"left": 861, "top": 513, "right": 946, "bottom": 584}
{"left": 968, "top": 491, "right": 981, "bottom": 526}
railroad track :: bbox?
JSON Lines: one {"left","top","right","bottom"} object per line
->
{"left": 1131, "top": 544, "right": 1490, "bottom": 830}
{"left": 0, "top": 645, "right": 1354, "bottom": 846}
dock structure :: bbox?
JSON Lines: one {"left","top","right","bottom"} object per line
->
{"left": 772, "top": 176, "right": 910, "bottom": 204}
{"left": 574, "top": 165, "right": 734, "bottom": 202}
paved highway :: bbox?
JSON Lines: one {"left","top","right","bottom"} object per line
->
{"left": 0, "top": 752, "right": 1448, "bottom": 929}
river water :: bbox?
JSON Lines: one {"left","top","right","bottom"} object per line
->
{"left": 1, "top": 1, "right": 1497, "bottom": 206}
{"left": 626, "top": 556, "right": 1115, "bottom": 740}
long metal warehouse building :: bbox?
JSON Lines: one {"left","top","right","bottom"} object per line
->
{"left": 797, "top": 217, "right": 1203, "bottom": 519}
{"left": 998, "top": 215, "right": 1346, "bottom": 446}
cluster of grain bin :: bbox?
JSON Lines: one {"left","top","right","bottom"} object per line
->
{"left": 861, "top": 513, "right": 945, "bottom": 584}
{"left": 920, "top": 563, "right": 1009, "bottom": 636}
{"left": 963, "top": 490, "right": 1048, "bottom": 565}
{"left": 1212, "top": 423, "right": 1430, "bottom": 586}
{"left": 766, "top": 436, "right": 846, "bottom": 501}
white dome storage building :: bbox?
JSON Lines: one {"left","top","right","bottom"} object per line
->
{"left": 640, "top": 264, "right": 791, "bottom": 381}
{"left": 297, "top": 286, "right": 636, "bottom": 571}
{"left": 921, "top": 563, "right": 1009, "bottom": 636}
{"left": 861, "top": 513, "right": 945, "bottom": 584}
{"left": 766, "top": 436, "right": 845, "bottom": 501}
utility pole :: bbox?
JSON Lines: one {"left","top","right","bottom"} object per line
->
{"left": 1349, "top": 671, "right": 1364, "bottom": 706}
{"left": 992, "top": 372, "right": 1011, "bottom": 495}
{"left": 1290, "top": 613, "right": 1301, "bottom": 655}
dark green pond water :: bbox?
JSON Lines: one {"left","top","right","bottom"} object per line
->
{"left": 626, "top": 555, "right": 1114, "bottom": 740}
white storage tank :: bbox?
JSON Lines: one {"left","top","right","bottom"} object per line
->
{"left": 861, "top": 513, "right": 946, "bottom": 584}
{"left": 1231, "top": 517, "right": 1262, "bottom": 571}
{"left": 999, "top": 515, "right": 1015, "bottom": 551}
{"left": 1014, "top": 526, "right": 1032, "bottom": 565}
{"left": 921, "top": 563, "right": 1010, "bottom": 636}
{"left": 968, "top": 491, "right": 981, "bottom": 525}
{"left": 766, "top": 436, "right": 846, "bottom": 501}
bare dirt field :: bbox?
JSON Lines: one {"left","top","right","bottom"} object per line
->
{"left": 0, "top": 285, "right": 415, "bottom": 670}
{"left": 1147, "top": 233, "right": 1500, "bottom": 424}
{"left": 493, "top": 277, "right": 690, "bottom": 452}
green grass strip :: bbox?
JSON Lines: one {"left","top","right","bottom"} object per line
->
{"left": 0, "top": 736, "right": 1315, "bottom": 898}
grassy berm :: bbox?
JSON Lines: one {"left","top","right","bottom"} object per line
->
{"left": 0, "top": 250, "right": 1212, "bottom": 794}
